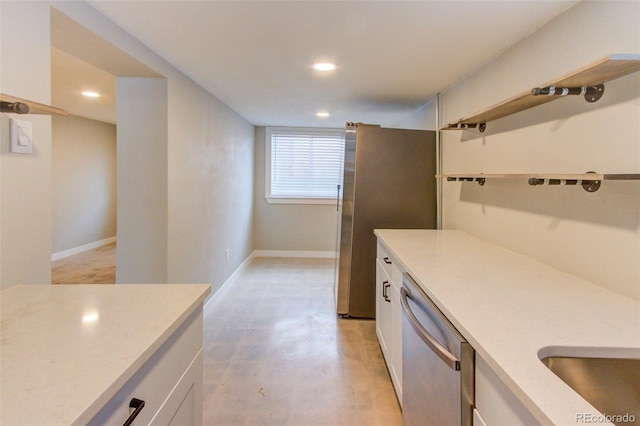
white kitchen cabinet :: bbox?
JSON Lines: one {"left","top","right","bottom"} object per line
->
{"left": 473, "top": 408, "right": 489, "bottom": 426}
{"left": 88, "top": 309, "right": 204, "bottom": 426}
{"left": 388, "top": 281, "right": 403, "bottom": 403}
{"left": 475, "top": 354, "right": 539, "bottom": 426}
{"left": 376, "top": 260, "right": 392, "bottom": 355}
{"left": 0, "top": 284, "right": 210, "bottom": 425}
{"left": 375, "top": 241, "right": 403, "bottom": 405}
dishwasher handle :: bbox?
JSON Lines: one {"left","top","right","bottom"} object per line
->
{"left": 400, "top": 286, "right": 460, "bottom": 371}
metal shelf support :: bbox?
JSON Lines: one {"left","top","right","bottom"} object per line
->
{"left": 437, "top": 172, "right": 640, "bottom": 193}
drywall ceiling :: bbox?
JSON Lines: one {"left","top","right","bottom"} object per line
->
{"left": 50, "top": 9, "right": 161, "bottom": 124}
{"left": 51, "top": 47, "right": 117, "bottom": 124}
{"left": 72, "top": 0, "right": 578, "bottom": 128}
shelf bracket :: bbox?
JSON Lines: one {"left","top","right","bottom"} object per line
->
{"left": 531, "top": 84, "right": 605, "bottom": 103}
{"left": 0, "top": 101, "right": 30, "bottom": 114}
{"left": 528, "top": 171, "right": 601, "bottom": 193}
{"left": 447, "top": 176, "right": 486, "bottom": 186}
{"left": 448, "top": 122, "right": 486, "bottom": 133}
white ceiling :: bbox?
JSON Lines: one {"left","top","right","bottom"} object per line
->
{"left": 57, "top": 1, "right": 579, "bottom": 127}
{"left": 52, "top": 47, "right": 117, "bottom": 124}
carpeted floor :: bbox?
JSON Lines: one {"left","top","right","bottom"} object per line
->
{"left": 51, "top": 242, "right": 116, "bottom": 284}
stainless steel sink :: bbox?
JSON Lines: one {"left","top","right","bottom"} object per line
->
{"left": 540, "top": 356, "right": 640, "bottom": 425}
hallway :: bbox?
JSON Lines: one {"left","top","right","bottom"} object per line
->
{"left": 202, "top": 257, "right": 402, "bottom": 425}
{"left": 51, "top": 242, "right": 116, "bottom": 284}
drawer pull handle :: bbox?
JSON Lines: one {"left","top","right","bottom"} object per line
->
{"left": 123, "top": 398, "right": 145, "bottom": 426}
{"left": 383, "top": 257, "right": 392, "bottom": 265}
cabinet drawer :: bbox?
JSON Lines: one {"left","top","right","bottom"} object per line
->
{"left": 88, "top": 308, "right": 203, "bottom": 426}
{"left": 377, "top": 242, "right": 404, "bottom": 291}
{"left": 376, "top": 242, "right": 394, "bottom": 278}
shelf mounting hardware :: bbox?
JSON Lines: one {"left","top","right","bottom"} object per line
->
{"left": 528, "top": 171, "right": 601, "bottom": 193}
{"left": 0, "top": 93, "right": 67, "bottom": 116}
{"left": 449, "top": 122, "right": 487, "bottom": 133}
{"left": 0, "top": 101, "right": 30, "bottom": 114}
{"left": 445, "top": 176, "right": 486, "bottom": 186}
{"left": 438, "top": 172, "right": 640, "bottom": 193}
{"left": 531, "top": 84, "right": 604, "bottom": 103}
{"left": 440, "top": 54, "right": 640, "bottom": 133}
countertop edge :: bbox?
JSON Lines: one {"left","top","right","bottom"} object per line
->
{"left": 374, "top": 229, "right": 639, "bottom": 426}
{"left": 72, "top": 283, "right": 211, "bottom": 425}
{"left": 74, "top": 283, "right": 211, "bottom": 425}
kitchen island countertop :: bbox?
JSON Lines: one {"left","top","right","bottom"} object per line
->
{"left": 0, "top": 283, "right": 211, "bottom": 425}
{"left": 375, "top": 229, "right": 640, "bottom": 426}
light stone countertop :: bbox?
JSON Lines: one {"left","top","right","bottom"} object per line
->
{"left": 0, "top": 283, "right": 211, "bottom": 426}
{"left": 375, "top": 229, "right": 640, "bottom": 426}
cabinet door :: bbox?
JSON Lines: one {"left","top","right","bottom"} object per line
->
{"left": 389, "top": 283, "right": 403, "bottom": 405}
{"left": 475, "top": 355, "right": 539, "bottom": 426}
{"left": 88, "top": 309, "right": 203, "bottom": 426}
{"left": 152, "top": 350, "right": 203, "bottom": 425}
{"left": 376, "top": 260, "right": 391, "bottom": 358}
{"left": 473, "top": 408, "right": 489, "bottom": 426}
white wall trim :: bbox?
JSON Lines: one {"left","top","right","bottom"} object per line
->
{"left": 51, "top": 236, "right": 117, "bottom": 261}
{"left": 253, "top": 250, "right": 337, "bottom": 259}
{"left": 204, "top": 251, "right": 256, "bottom": 316}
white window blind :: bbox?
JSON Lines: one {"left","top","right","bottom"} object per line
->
{"left": 266, "top": 127, "right": 345, "bottom": 203}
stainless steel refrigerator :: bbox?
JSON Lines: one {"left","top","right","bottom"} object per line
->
{"left": 335, "top": 123, "right": 436, "bottom": 318}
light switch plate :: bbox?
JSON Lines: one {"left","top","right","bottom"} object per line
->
{"left": 10, "top": 118, "right": 33, "bottom": 154}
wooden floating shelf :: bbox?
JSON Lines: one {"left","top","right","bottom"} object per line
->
{"left": 441, "top": 54, "right": 640, "bottom": 132}
{"left": 0, "top": 93, "right": 68, "bottom": 116}
{"left": 437, "top": 173, "right": 640, "bottom": 193}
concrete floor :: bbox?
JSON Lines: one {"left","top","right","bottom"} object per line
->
{"left": 203, "top": 257, "right": 402, "bottom": 425}
{"left": 52, "top": 248, "right": 402, "bottom": 424}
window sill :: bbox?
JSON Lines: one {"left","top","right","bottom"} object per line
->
{"left": 265, "top": 197, "right": 337, "bottom": 205}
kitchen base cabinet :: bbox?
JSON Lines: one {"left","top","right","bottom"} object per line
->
{"left": 376, "top": 261, "right": 392, "bottom": 355}
{"left": 475, "top": 355, "right": 539, "bottom": 426}
{"left": 473, "top": 408, "right": 489, "bottom": 426}
{"left": 388, "top": 282, "right": 403, "bottom": 403}
{"left": 375, "top": 241, "right": 403, "bottom": 406}
{"left": 89, "top": 308, "right": 204, "bottom": 425}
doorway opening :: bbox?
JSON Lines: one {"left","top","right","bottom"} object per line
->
{"left": 50, "top": 8, "right": 166, "bottom": 284}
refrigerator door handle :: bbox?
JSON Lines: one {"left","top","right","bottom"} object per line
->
{"left": 400, "top": 286, "right": 460, "bottom": 370}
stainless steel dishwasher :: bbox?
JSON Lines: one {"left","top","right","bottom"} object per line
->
{"left": 401, "top": 273, "right": 474, "bottom": 426}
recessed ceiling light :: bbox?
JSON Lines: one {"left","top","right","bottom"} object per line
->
{"left": 316, "top": 112, "right": 330, "bottom": 118}
{"left": 82, "top": 91, "right": 101, "bottom": 98}
{"left": 312, "top": 62, "right": 337, "bottom": 72}
{"left": 82, "top": 312, "right": 99, "bottom": 323}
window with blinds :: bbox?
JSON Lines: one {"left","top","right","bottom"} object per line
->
{"left": 266, "top": 127, "right": 345, "bottom": 204}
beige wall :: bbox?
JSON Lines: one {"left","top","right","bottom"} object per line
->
{"left": 116, "top": 77, "right": 168, "bottom": 284}
{"left": 52, "top": 114, "right": 116, "bottom": 254}
{"left": 167, "top": 76, "right": 254, "bottom": 284}
{"left": 404, "top": 1, "right": 640, "bottom": 301}
{"left": 0, "top": 2, "right": 53, "bottom": 289}
{"left": 54, "top": 1, "right": 255, "bottom": 291}
{"left": 254, "top": 126, "right": 338, "bottom": 253}
{"left": 1, "top": 2, "right": 255, "bottom": 294}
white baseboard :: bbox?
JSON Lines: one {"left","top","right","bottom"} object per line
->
{"left": 51, "top": 236, "right": 117, "bottom": 261}
{"left": 204, "top": 251, "right": 256, "bottom": 316}
{"left": 253, "top": 250, "right": 337, "bottom": 259}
